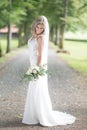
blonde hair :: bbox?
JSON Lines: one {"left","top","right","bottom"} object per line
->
{"left": 31, "top": 16, "right": 46, "bottom": 35}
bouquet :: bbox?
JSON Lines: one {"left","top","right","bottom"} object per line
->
{"left": 21, "top": 64, "right": 48, "bottom": 82}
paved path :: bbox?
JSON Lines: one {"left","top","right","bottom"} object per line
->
{"left": 0, "top": 46, "right": 87, "bottom": 130}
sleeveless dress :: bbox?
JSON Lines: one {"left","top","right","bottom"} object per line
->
{"left": 22, "top": 38, "right": 76, "bottom": 126}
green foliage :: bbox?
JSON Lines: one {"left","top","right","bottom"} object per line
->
{"left": 0, "top": 0, "right": 26, "bottom": 28}
{"left": 0, "top": 0, "right": 87, "bottom": 56}
{"left": 0, "top": 0, "right": 87, "bottom": 30}
{"left": 66, "top": 0, "right": 87, "bottom": 31}
{"left": 20, "top": 64, "right": 48, "bottom": 82}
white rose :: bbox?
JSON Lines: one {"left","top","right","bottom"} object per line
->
{"left": 26, "top": 69, "right": 30, "bottom": 75}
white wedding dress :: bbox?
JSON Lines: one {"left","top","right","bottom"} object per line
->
{"left": 22, "top": 38, "right": 76, "bottom": 126}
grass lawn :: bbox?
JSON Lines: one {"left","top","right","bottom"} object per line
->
{"left": 49, "top": 40, "right": 87, "bottom": 76}
{"left": 0, "top": 38, "right": 18, "bottom": 54}
{"left": 0, "top": 38, "right": 26, "bottom": 63}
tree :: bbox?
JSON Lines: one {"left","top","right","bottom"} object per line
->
{"left": 58, "top": 0, "right": 68, "bottom": 50}
{"left": 7, "top": 0, "right": 26, "bottom": 52}
{"left": 17, "top": 0, "right": 38, "bottom": 47}
{"left": 6, "top": 0, "right": 12, "bottom": 53}
{"left": 0, "top": 0, "right": 9, "bottom": 56}
{"left": 0, "top": 0, "right": 26, "bottom": 53}
{"left": 46, "top": 0, "right": 87, "bottom": 52}
{"left": 0, "top": 0, "right": 87, "bottom": 56}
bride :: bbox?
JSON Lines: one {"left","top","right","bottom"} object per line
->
{"left": 22, "top": 16, "right": 76, "bottom": 126}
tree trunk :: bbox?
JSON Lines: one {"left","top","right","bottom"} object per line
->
{"left": 6, "top": 24, "right": 12, "bottom": 53}
{"left": 24, "top": 21, "right": 30, "bottom": 44}
{"left": 54, "top": 24, "right": 58, "bottom": 45}
{"left": 18, "top": 25, "right": 22, "bottom": 48}
{"left": 6, "top": 0, "right": 12, "bottom": 53}
{"left": 59, "top": 24, "right": 65, "bottom": 49}
{"left": 58, "top": 0, "right": 68, "bottom": 50}
{"left": 50, "top": 25, "right": 54, "bottom": 42}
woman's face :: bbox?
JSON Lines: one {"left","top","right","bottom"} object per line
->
{"left": 35, "top": 24, "right": 44, "bottom": 35}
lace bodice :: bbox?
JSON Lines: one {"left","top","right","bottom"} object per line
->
{"left": 28, "top": 38, "right": 38, "bottom": 66}
{"left": 28, "top": 36, "right": 48, "bottom": 67}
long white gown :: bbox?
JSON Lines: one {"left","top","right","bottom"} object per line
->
{"left": 22, "top": 38, "right": 76, "bottom": 126}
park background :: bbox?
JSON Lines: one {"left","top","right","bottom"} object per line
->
{"left": 0, "top": 0, "right": 87, "bottom": 129}
{"left": 0, "top": 0, "right": 87, "bottom": 74}
{"left": 0, "top": 0, "right": 87, "bottom": 76}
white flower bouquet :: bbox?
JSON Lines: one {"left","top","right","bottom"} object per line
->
{"left": 21, "top": 64, "right": 48, "bottom": 82}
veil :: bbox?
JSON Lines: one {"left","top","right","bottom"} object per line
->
{"left": 42, "top": 16, "right": 49, "bottom": 66}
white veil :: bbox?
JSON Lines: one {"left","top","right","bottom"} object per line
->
{"left": 42, "top": 16, "right": 49, "bottom": 65}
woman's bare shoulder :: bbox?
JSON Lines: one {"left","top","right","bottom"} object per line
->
{"left": 37, "top": 35, "right": 44, "bottom": 47}
{"left": 37, "top": 34, "right": 44, "bottom": 40}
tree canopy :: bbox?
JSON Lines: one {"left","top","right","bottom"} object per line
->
{"left": 0, "top": 0, "right": 87, "bottom": 54}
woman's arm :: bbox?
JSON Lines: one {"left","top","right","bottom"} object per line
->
{"left": 37, "top": 36, "right": 43, "bottom": 66}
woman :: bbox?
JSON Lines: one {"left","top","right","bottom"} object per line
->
{"left": 22, "top": 16, "right": 76, "bottom": 126}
